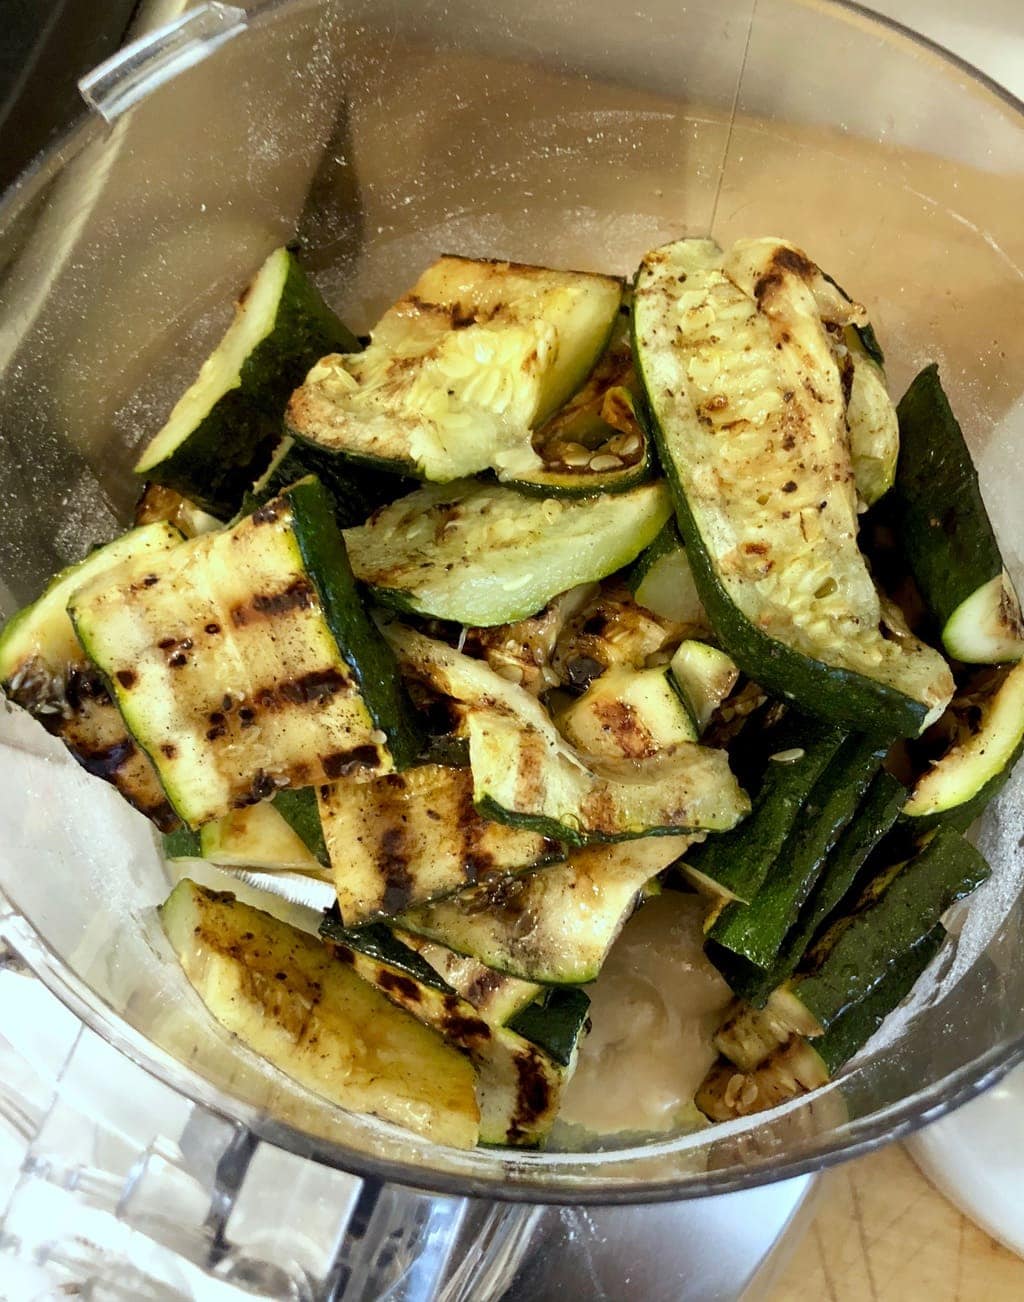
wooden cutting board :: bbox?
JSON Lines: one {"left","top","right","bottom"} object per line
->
{"left": 767, "top": 1142, "right": 1024, "bottom": 1301}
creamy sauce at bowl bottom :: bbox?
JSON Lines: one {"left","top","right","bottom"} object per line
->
{"left": 556, "top": 890, "right": 731, "bottom": 1139}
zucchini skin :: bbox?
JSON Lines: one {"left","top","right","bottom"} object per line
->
{"left": 271, "top": 786, "right": 330, "bottom": 867}
{"left": 143, "top": 252, "right": 359, "bottom": 518}
{"left": 893, "top": 364, "right": 1023, "bottom": 660}
{"left": 781, "top": 824, "right": 989, "bottom": 1033}
{"left": 246, "top": 439, "right": 411, "bottom": 530}
{"left": 724, "top": 769, "right": 907, "bottom": 1005}
{"left": 706, "top": 733, "right": 885, "bottom": 970}
{"left": 505, "top": 987, "right": 592, "bottom": 1068}
{"left": 813, "top": 924, "right": 945, "bottom": 1075}
{"left": 683, "top": 713, "right": 845, "bottom": 903}
{"left": 287, "top": 477, "right": 423, "bottom": 771}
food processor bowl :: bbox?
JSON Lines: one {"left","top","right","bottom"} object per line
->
{"left": 0, "top": 0, "right": 1023, "bottom": 1213}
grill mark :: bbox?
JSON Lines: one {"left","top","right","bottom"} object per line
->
{"left": 251, "top": 500, "right": 283, "bottom": 526}
{"left": 455, "top": 772, "right": 496, "bottom": 883}
{"left": 160, "top": 742, "right": 177, "bottom": 758}
{"left": 440, "top": 994, "right": 491, "bottom": 1044}
{"left": 64, "top": 666, "right": 109, "bottom": 712}
{"left": 377, "top": 969, "right": 422, "bottom": 1003}
{"left": 230, "top": 578, "right": 316, "bottom": 627}
{"left": 322, "top": 744, "right": 380, "bottom": 779}
{"left": 590, "top": 699, "right": 657, "bottom": 759}
{"left": 115, "top": 669, "right": 137, "bottom": 689}
{"left": 278, "top": 667, "right": 348, "bottom": 705}
{"left": 376, "top": 824, "right": 414, "bottom": 914}
{"left": 465, "top": 967, "right": 504, "bottom": 1004}
{"left": 234, "top": 769, "right": 277, "bottom": 807}
{"left": 509, "top": 1048, "right": 554, "bottom": 1142}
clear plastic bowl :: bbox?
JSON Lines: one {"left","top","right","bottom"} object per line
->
{"left": 0, "top": 0, "right": 1022, "bottom": 1204}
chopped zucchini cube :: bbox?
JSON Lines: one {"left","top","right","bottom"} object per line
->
{"left": 69, "top": 477, "right": 420, "bottom": 828}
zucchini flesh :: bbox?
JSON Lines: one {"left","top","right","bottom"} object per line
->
{"left": 625, "top": 520, "right": 707, "bottom": 629}
{"left": 769, "top": 824, "right": 989, "bottom": 1035}
{"left": 344, "top": 479, "right": 671, "bottom": 628}
{"left": 319, "top": 920, "right": 585, "bottom": 1145}
{"left": 396, "top": 836, "right": 693, "bottom": 984}
{"left": 317, "top": 763, "right": 561, "bottom": 925}
{"left": 894, "top": 365, "right": 1024, "bottom": 664}
{"left": 395, "top": 932, "right": 543, "bottom": 1024}
{"left": 681, "top": 713, "right": 845, "bottom": 903}
{"left": 0, "top": 522, "right": 185, "bottom": 830}
{"left": 161, "top": 879, "right": 479, "bottom": 1147}
{"left": 634, "top": 237, "right": 954, "bottom": 737}
{"left": 388, "top": 625, "right": 748, "bottom": 844}
{"left": 136, "top": 248, "right": 359, "bottom": 517}
{"left": 556, "top": 663, "right": 698, "bottom": 759}
{"left": 696, "top": 1038, "right": 829, "bottom": 1123}
{"left": 461, "top": 585, "right": 594, "bottom": 697}
{"left": 706, "top": 733, "right": 885, "bottom": 970}
{"left": 509, "top": 339, "right": 653, "bottom": 495}
{"left": 286, "top": 256, "right": 622, "bottom": 483}
{"left": 669, "top": 641, "right": 740, "bottom": 733}
{"left": 904, "top": 659, "right": 1024, "bottom": 827}
{"left": 842, "top": 327, "right": 899, "bottom": 507}
{"left": 162, "top": 800, "right": 329, "bottom": 875}
{"left": 69, "top": 478, "right": 421, "bottom": 828}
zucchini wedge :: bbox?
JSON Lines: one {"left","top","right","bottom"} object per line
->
{"left": 69, "top": 478, "right": 421, "bottom": 828}
{"left": 0, "top": 522, "right": 185, "bottom": 830}
{"left": 767, "top": 824, "right": 988, "bottom": 1037}
{"left": 719, "top": 769, "right": 907, "bottom": 1006}
{"left": 319, "top": 921, "right": 587, "bottom": 1145}
{"left": 508, "top": 340, "right": 653, "bottom": 495}
{"left": 681, "top": 712, "right": 845, "bottom": 904}
{"left": 386, "top": 626, "right": 748, "bottom": 844}
{"left": 163, "top": 800, "right": 329, "bottom": 875}
{"left": 625, "top": 521, "right": 707, "bottom": 629}
{"left": 894, "top": 365, "right": 1024, "bottom": 664}
{"left": 634, "top": 237, "right": 954, "bottom": 737}
{"left": 344, "top": 479, "right": 671, "bottom": 628}
{"left": 136, "top": 248, "right": 359, "bottom": 517}
{"left": 286, "top": 256, "right": 622, "bottom": 483}
{"left": 706, "top": 733, "right": 885, "bottom": 971}
{"left": 317, "top": 763, "right": 561, "bottom": 925}
{"left": 556, "top": 663, "right": 698, "bottom": 759}
{"left": 904, "top": 659, "right": 1024, "bottom": 828}
{"left": 396, "top": 932, "right": 544, "bottom": 1024}
{"left": 161, "top": 880, "right": 479, "bottom": 1147}
{"left": 703, "top": 925, "right": 945, "bottom": 1115}
{"left": 669, "top": 641, "right": 740, "bottom": 733}
{"left": 395, "top": 835, "right": 694, "bottom": 984}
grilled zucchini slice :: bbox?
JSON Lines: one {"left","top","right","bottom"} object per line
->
{"left": 161, "top": 879, "right": 479, "bottom": 1147}
{"left": 319, "top": 921, "right": 586, "bottom": 1146}
{"left": 387, "top": 625, "right": 749, "bottom": 844}
{"left": 317, "top": 763, "right": 561, "bottom": 925}
{"left": 396, "top": 932, "right": 544, "bottom": 1024}
{"left": 162, "top": 800, "right": 328, "bottom": 875}
{"left": 556, "top": 663, "right": 698, "bottom": 758}
{"left": 344, "top": 479, "right": 671, "bottom": 628}
{"left": 0, "top": 522, "right": 185, "bottom": 830}
{"left": 286, "top": 256, "right": 622, "bottom": 483}
{"left": 634, "top": 237, "right": 954, "bottom": 737}
{"left": 842, "top": 327, "right": 900, "bottom": 507}
{"left": 551, "top": 578, "right": 683, "bottom": 692}
{"left": 904, "top": 659, "right": 1024, "bottom": 827}
{"left": 396, "top": 836, "right": 694, "bottom": 984}
{"left": 893, "top": 364, "right": 1024, "bottom": 664}
{"left": 69, "top": 478, "right": 421, "bottom": 828}
{"left": 136, "top": 248, "right": 358, "bottom": 517}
